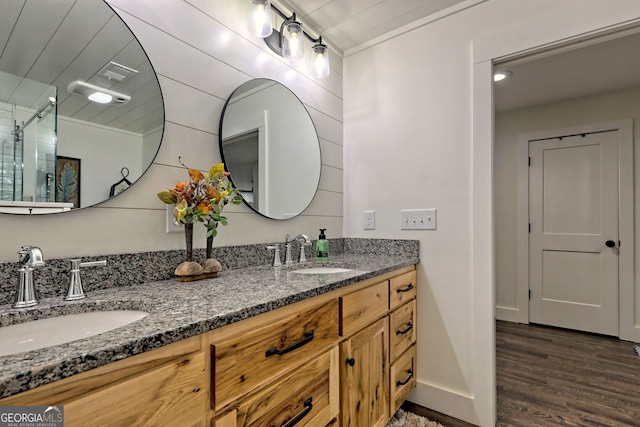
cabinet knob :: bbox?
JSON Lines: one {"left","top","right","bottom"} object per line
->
{"left": 346, "top": 357, "right": 355, "bottom": 367}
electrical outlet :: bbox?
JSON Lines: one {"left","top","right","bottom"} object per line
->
{"left": 364, "top": 210, "right": 375, "bottom": 230}
{"left": 166, "top": 205, "right": 184, "bottom": 233}
{"left": 401, "top": 208, "right": 437, "bottom": 230}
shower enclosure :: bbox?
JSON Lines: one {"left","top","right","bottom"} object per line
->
{"left": 0, "top": 71, "right": 57, "bottom": 203}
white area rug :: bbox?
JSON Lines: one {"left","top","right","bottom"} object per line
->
{"left": 387, "top": 409, "right": 445, "bottom": 427}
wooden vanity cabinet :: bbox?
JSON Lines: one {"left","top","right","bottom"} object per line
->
{"left": 208, "top": 265, "right": 417, "bottom": 427}
{"left": 338, "top": 268, "right": 418, "bottom": 425}
{"left": 0, "top": 265, "right": 417, "bottom": 427}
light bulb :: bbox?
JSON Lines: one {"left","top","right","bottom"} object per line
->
{"left": 283, "top": 22, "right": 304, "bottom": 60}
{"left": 493, "top": 70, "right": 512, "bottom": 82}
{"left": 312, "top": 44, "right": 330, "bottom": 78}
{"left": 249, "top": 0, "right": 273, "bottom": 38}
{"left": 88, "top": 92, "right": 112, "bottom": 104}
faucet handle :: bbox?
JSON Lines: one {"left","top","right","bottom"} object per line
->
{"left": 267, "top": 246, "right": 282, "bottom": 267}
{"left": 298, "top": 240, "right": 312, "bottom": 263}
{"left": 65, "top": 259, "right": 107, "bottom": 301}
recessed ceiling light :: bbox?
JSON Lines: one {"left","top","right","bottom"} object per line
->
{"left": 88, "top": 92, "right": 113, "bottom": 104}
{"left": 67, "top": 80, "right": 131, "bottom": 105}
{"left": 493, "top": 70, "right": 512, "bottom": 82}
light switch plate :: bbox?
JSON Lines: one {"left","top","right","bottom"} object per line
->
{"left": 401, "top": 208, "right": 437, "bottom": 230}
{"left": 364, "top": 210, "right": 375, "bottom": 230}
{"left": 166, "top": 205, "right": 184, "bottom": 233}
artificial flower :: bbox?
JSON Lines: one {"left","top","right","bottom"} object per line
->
{"left": 158, "top": 159, "right": 242, "bottom": 237}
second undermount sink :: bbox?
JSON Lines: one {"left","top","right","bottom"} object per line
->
{"left": 292, "top": 267, "right": 354, "bottom": 274}
{"left": 0, "top": 310, "right": 149, "bottom": 356}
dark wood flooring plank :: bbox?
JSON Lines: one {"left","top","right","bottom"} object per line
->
{"left": 408, "top": 321, "right": 640, "bottom": 426}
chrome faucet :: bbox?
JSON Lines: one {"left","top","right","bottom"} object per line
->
{"left": 284, "top": 234, "right": 312, "bottom": 265}
{"left": 64, "top": 259, "right": 107, "bottom": 301}
{"left": 13, "top": 246, "right": 45, "bottom": 308}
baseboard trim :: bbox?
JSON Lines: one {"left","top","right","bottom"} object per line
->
{"left": 407, "top": 380, "right": 476, "bottom": 425}
{"left": 495, "top": 305, "right": 524, "bottom": 323}
{"left": 619, "top": 324, "right": 640, "bottom": 343}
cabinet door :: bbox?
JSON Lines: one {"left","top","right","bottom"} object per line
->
{"left": 65, "top": 352, "right": 206, "bottom": 427}
{"left": 340, "top": 318, "right": 389, "bottom": 427}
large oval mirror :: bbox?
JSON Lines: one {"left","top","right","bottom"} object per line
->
{"left": 219, "top": 79, "right": 321, "bottom": 220}
{"left": 0, "top": 0, "right": 164, "bottom": 214}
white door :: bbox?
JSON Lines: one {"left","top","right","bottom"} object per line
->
{"left": 529, "top": 131, "right": 619, "bottom": 336}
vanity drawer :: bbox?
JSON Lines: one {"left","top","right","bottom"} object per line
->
{"left": 212, "top": 299, "right": 339, "bottom": 411}
{"left": 390, "top": 344, "right": 417, "bottom": 415}
{"left": 234, "top": 347, "right": 339, "bottom": 427}
{"left": 389, "top": 300, "right": 416, "bottom": 361}
{"left": 389, "top": 271, "right": 416, "bottom": 310}
{"left": 340, "top": 280, "right": 389, "bottom": 337}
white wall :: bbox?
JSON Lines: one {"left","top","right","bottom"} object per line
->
{"left": 57, "top": 117, "right": 143, "bottom": 207}
{"left": 343, "top": 0, "right": 640, "bottom": 425}
{"left": 0, "top": 0, "right": 344, "bottom": 262}
{"left": 495, "top": 86, "right": 640, "bottom": 332}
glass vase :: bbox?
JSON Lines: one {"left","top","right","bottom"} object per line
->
{"left": 184, "top": 222, "right": 194, "bottom": 262}
{"left": 206, "top": 235, "right": 214, "bottom": 259}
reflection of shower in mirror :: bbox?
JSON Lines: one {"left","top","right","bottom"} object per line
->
{"left": 0, "top": 71, "right": 57, "bottom": 206}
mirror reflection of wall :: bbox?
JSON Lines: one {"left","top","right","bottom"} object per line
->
{"left": 220, "top": 79, "right": 321, "bottom": 220}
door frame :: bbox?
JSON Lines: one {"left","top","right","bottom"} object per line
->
{"left": 512, "top": 119, "right": 634, "bottom": 339}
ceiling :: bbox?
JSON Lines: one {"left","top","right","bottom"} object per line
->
{"left": 493, "top": 29, "right": 640, "bottom": 112}
{"left": 0, "top": 0, "right": 163, "bottom": 135}
{"left": 283, "top": 0, "right": 640, "bottom": 113}
{"left": 279, "top": 0, "right": 467, "bottom": 53}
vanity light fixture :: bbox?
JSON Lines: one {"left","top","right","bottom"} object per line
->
{"left": 67, "top": 80, "right": 131, "bottom": 105}
{"left": 493, "top": 69, "right": 512, "bottom": 82}
{"left": 250, "top": 1, "right": 330, "bottom": 78}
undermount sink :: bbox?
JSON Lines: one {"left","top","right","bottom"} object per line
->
{"left": 0, "top": 310, "right": 148, "bottom": 356}
{"left": 292, "top": 267, "right": 354, "bottom": 274}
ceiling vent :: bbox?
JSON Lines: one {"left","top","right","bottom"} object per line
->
{"left": 98, "top": 61, "right": 138, "bottom": 83}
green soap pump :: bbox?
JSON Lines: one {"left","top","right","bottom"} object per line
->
{"left": 316, "top": 229, "right": 329, "bottom": 261}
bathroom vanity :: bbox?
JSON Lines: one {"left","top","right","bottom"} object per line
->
{"left": 0, "top": 249, "right": 417, "bottom": 427}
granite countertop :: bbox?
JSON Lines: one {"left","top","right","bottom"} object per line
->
{"left": 0, "top": 253, "right": 418, "bottom": 399}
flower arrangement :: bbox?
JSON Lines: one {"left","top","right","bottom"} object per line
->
{"left": 157, "top": 160, "right": 242, "bottom": 239}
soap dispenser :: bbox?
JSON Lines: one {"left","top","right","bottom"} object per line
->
{"left": 316, "top": 229, "right": 329, "bottom": 261}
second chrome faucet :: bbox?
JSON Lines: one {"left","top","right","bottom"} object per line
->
{"left": 267, "top": 234, "right": 312, "bottom": 267}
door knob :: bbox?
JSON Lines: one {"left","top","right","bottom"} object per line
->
{"left": 605, "top": 240, "right": 616, "bottom": 248}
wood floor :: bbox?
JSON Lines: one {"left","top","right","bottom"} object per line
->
{"left": 405, "top": 320, "right": 640, "bottom": 426}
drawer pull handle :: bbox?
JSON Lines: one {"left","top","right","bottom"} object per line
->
{"left": 346, "top": 357, "right": 355, "bottom": 367}
{"left": 397, "top": 284, "right": 414, "bottom": 293}
{"left": 396, "top": 321, "right": 413, "bottom": 335}
{"left": 265, "top": 330, "right": 314, "bottom": 357}
{"left": 396, "top": 369, "right": 414, "bottom": 386}
{"left": 283, "top": 397, "right": 313, "bottom": 427}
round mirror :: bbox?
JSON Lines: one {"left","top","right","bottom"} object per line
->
{"left": 219, "top": 79, "right": 321, "bottom": 220}
{"left": 0, "top": 0, "right": 164, "bottom": 214}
